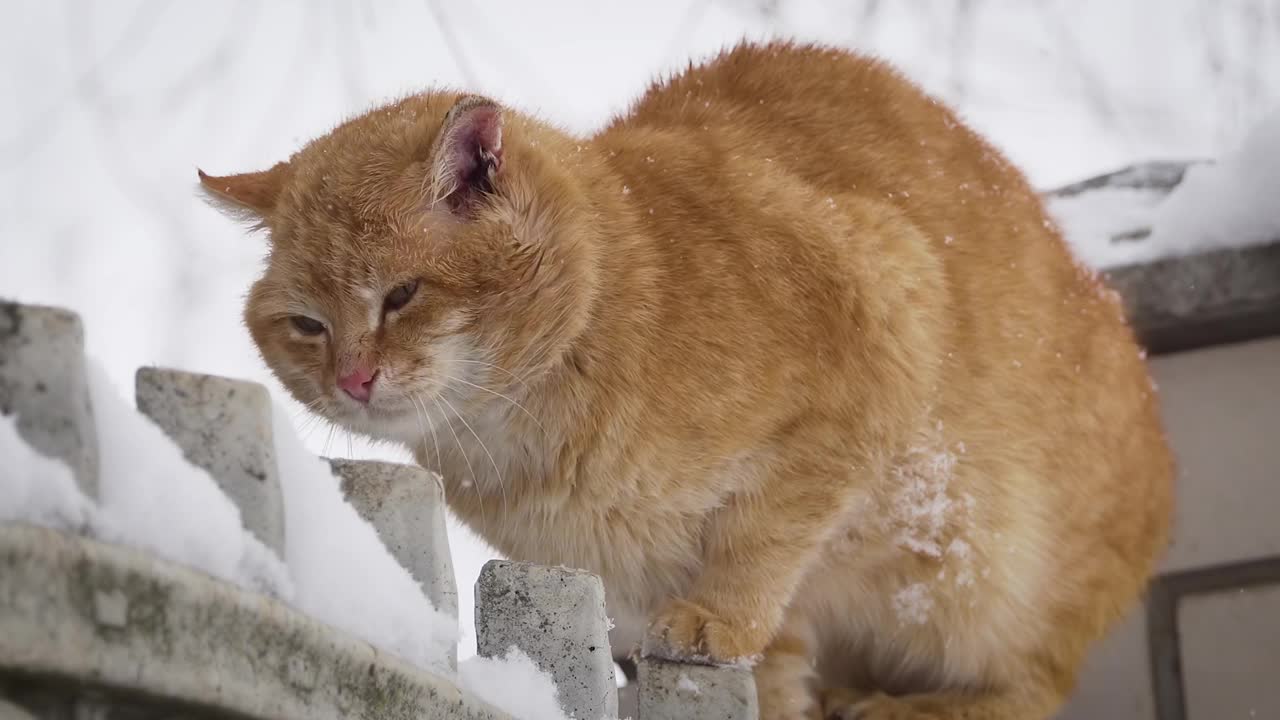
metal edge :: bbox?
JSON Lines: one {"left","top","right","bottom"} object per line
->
{"left": 1146, "top": 555, "right": 1280, "bottom": 720}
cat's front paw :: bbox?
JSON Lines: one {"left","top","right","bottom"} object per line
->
{"left": 642, "top": 598, "right": 769, "bottom": 664}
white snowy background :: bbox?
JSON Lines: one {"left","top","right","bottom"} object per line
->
{"left": 2, "top": 0, "right": 1279, "bottom": 690}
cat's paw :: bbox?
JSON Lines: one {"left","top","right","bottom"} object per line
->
{"left": 642, "top": 598, "right": 769, "bottom": 664}
{"left": 822, "top": 692, "right": 941, "bottom": 720}
{"left": 757, "top": 659, "right": 823, "bottom": 720}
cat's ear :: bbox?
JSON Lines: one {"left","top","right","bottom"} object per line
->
{"left": 197, "top": 162, "right": 290, "bottom": 219}
{"left": 427, "top": 95, "right": 503, "bottom": 213}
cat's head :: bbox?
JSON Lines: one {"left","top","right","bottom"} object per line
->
{"left": 199, "top": 94, "right": 596, "bottom": 443}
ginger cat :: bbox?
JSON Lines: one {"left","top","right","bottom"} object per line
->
{"left": 200, "top": 42, "right": 1173, "bottom": 719}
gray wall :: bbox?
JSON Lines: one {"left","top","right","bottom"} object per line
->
{"left": 1061, "top": 336, "right": 1280, "bottom": 719}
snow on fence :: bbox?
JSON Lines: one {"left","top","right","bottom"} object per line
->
{"left": 0, "top": 300, "right": 757, "bottom": 720}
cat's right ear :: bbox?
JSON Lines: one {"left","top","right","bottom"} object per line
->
{"left": 426, "top": 95, "right": 504, "bottom": 213}
{"left": 197, "top": 162, "right": 290, "bottom": 221}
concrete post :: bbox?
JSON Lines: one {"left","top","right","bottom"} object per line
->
{"left": 0, "top": 302, "right": 99, "bottom": 500}
{"left": 330, "top": 458, "right": 459, "bottom": 669}
{"left": 134, "top": 368, "right": 285, "bottom": 557}
{"left": 475, "top": 560, "right": 618, "bottom": 720}
{"left": 636, "top": 657, "right": 759, "bottom": 720}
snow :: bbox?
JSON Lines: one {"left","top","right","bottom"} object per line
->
{"left": 676, "top": 672, "right": 702, "bottom": 695}
{"left": 887, "top": 424, "right": 961, "bottom": 559}
{"left": 0, "top": 416, "right": 90, "bottom": 531}
{"left": 887, "top": 424, "right": 982, "bottom": 603}
{"left": 1049, "top": 109, "right": 1280, "bottom": 268}
{"left": 270, "top": 396, "right": 459, "bottom": 675}
{"left": 0, "top": 362, "right": 295, "bottom": 596}
{"left": 946, "top": 538, "right": 976, "bottom": 589}
{"left": 1, "top": 357, "right": 577, "bottom": 713}
{"left": 458, "top": 648, "right": 570, "bottom": 720}
{"left": 892, "top": 583, "right": 933, "bottom": 626}
{"left": 1, "top": 361, "right": 461, "bottom": 672}
{"left": 1148, "top": 109, "right": 1280, "bottom": 259}
{"left": 84, "top": 364, "right": 292, "bottom": 596}
{"left": 1048, "top": 187, "right": 1168, "bottom": 268}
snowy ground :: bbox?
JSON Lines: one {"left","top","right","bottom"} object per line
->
{"left": 2, "top": 0, "right": 1279, "bottom": 671}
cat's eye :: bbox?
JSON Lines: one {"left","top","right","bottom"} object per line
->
{"left": 384, "top": 280, "right": 419, "bottom": 313}
{"left": 290, "top": 315, "right": 326, "bottom": 336}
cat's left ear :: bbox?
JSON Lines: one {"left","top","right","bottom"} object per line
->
{"left": 427, "top": 95, "right": 503, "bottom": 213}
{"left": 197, "top": 162, "right": 290, "bottom": 220}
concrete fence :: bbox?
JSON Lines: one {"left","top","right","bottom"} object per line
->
{"left": 0, "top": 300, "right": 757, "bottom": 720}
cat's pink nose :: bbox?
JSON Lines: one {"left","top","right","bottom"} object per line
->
{"left": 337, "top": 367, "right": 378, "bottom": 403}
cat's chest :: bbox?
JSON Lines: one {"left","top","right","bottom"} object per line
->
{"left": 429, "top": 409, "right": 734, "bottom": 613}
{"left": 474, "top": 476, "right": 707, "bottom": 614}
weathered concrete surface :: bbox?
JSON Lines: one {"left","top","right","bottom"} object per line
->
{"left": 3, "top": 680, "right": 229, "bottom": 719}
{"left": 134, "top": 368, "right": 285, "bottom": 556}
{"left": 331, "top": 458, "right": 458, "bottom": 670}
{"left": 476, "top": 560, "right": 618, "bottom": 720}
{"left": 0, "top": 523, "right": 511, "bottom": 720}
{"left": 331, "top": 459, "right": 457, "bottom": 616}
{"left": 1105, "top": 241, "right": 1280, "bottom": 355}
{"left": 618, "top": 681, "right": 639, "bottom": 720}
{"left": 636, "top": 657, "right": 758, "bottom": 720}
{"left": 0, "top": 302, "right": 99, "bottom": 500}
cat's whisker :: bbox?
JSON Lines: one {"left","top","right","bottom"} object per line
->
{"left": 295, "top": 408, "right": 322, "bottom": 428}
{"left": 296, "top": 417, "right": 322, "bottom": 442}
{"left": 292, "top": 398, "right": 324, "bottom": 421}
{"left": 438, "top": 393, "right": 509, "bottom": 519}
{"left": 294, "top": 410, "right": 317, "bottom": 434}
{"left": 408, "top": 394, "right": 432, "bottom": 464}
{"left": 293, "top": 399, "right": 328, "bottom": 440}
{"left": 323, "top": 423, "right": 337, "bottom": 457}
{"left": 418, "top": 397, "right": 453, "bottom": 516}
{"left": 442, "top": 373, "right": 545, "bottom": 433}
{"left": 410, "top": 394, "right": 446, "bottom": 478}
{"left": 429, "top": 393, "right": 486, "bottom": 528}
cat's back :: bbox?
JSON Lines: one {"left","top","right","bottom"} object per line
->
{"left": 608, "top": 40, "right": 1152, "bottom": 398}
{"left": 602, "top": 40, "right": 1173, "bottom": 582}
{"left": 607, "top": 41, "right": 993, "bottom": 204}
{"left": 603, "top": 41, "right": 1069, "bottom": 311}
{"left": 601, "top": 41, "right": 1125, "bottom": 398}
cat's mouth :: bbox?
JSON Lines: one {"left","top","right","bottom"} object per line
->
{"left": 332, "top": 392, "right": 411, "bottom": 422}
{"left": 321, "top": 382, "right": 449, "bottom": 444}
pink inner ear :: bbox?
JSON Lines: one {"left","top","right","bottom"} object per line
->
{"left": 445, "top": 104, "right": 503, "bottom": 193}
